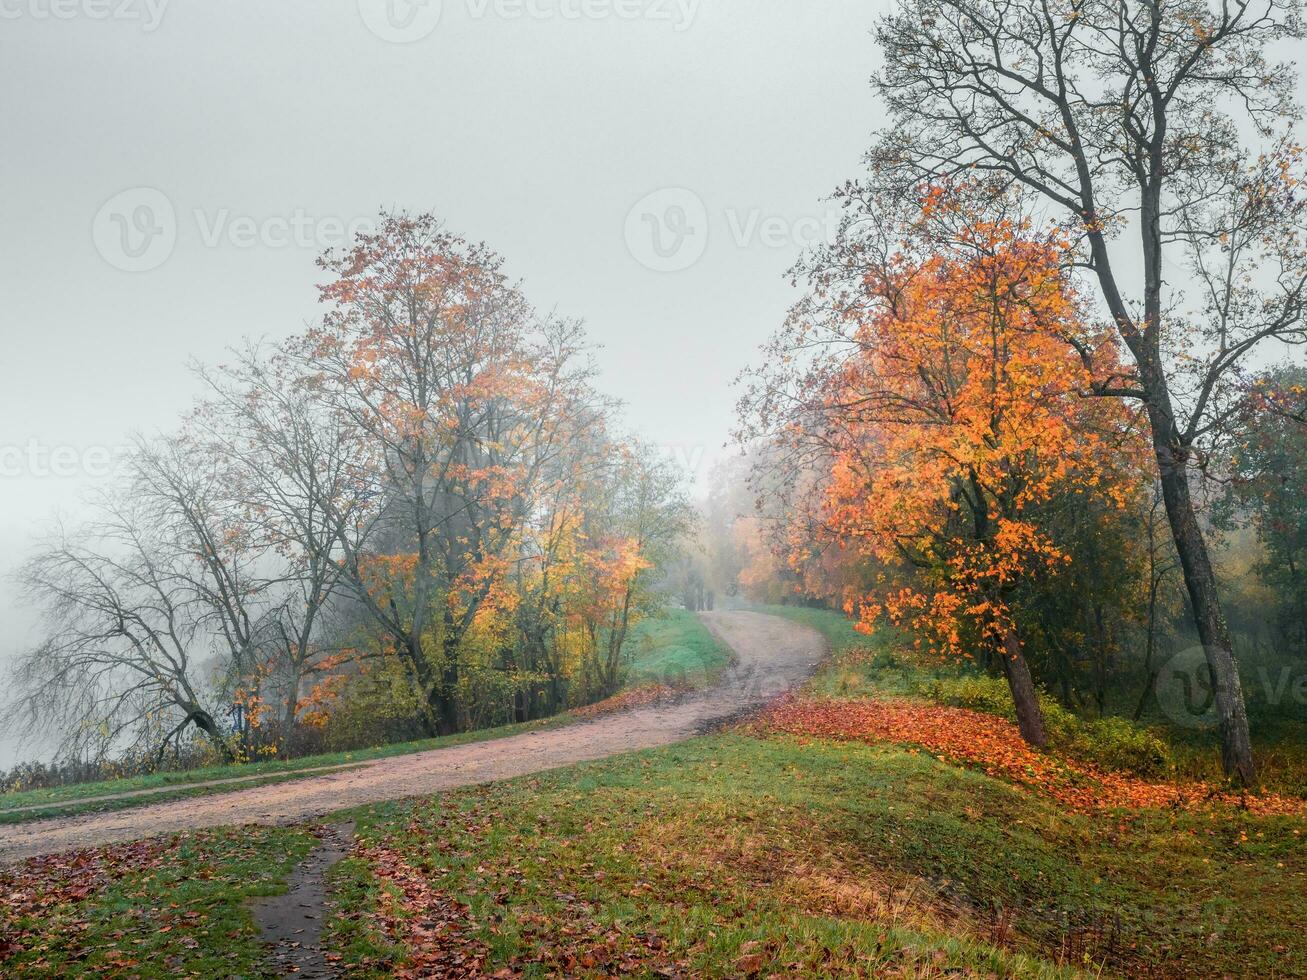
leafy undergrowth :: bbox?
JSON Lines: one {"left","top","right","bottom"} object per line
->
{"left": 758, "top": 604, "right": 1307, "bottom": 796}
{"left": 1168, "top": 716, "right": 1307, "bottom": 799}
{"left": 751, "top": 695, "right": 1306, "bottom": 817}
{"left": 0, "top": 826, "right": 314, "bottom": 977}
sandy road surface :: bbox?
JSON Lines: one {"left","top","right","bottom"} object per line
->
{"left": 0, "top": 611, "right": 824, "bottom": 863}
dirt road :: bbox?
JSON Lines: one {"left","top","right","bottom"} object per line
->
{"left": 0, "top": 611, "right": 823, "bottom": 863}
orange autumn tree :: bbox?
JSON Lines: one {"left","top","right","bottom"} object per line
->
{"left": 743, "top": 195, "right": 1144, "bottom": 746}
{"left": 292, "top": 214, "right": 606, "bottom": 734}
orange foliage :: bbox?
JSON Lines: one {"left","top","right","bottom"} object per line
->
{"left": 786, "top": 202, "right": 1144, "bottom": 661}
{"left": 297, "top": 673, "right": 350, "bottom": 729}
{"left": 357, "top": 553, "right": 421, "bottom": 606}
{"left": 752, "top": 695, "right": 1305, "bottom": 817}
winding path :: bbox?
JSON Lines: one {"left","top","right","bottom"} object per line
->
{"left": 0, "top": 611, "right": 824, "bottom": 863}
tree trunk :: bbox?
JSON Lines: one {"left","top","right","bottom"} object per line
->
{"left": 192, "top": 710, "right": 234, "bottom": 761}
{"left": 999, "top": 628, "right": 1048, "bottom": 749}
{"left": 1133, "top": 180, "right": 1257, "bottom": 786}
{"left": 435, "top": 634, "right": 461, "bottom": 736}
{"left": 1135, "top": 560, "right": 1163, "bottom": 721}
{"left": 402, "top": 637, "right": 438, "bottom": 737}
{"left": 1154, "top": 448, "right": 1257, "bottom": 786}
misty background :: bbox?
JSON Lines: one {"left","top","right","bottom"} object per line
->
{"left": 0, "top": 1, "right": 884, "bottom": 765}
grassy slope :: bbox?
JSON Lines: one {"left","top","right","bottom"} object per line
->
{"left": 755, "top": 603, "right": 1307, "bottom": 796}
{"left": 318, "top": 607, "right": 1305, "bottom": 979}
{"left": 0, "top": 610, "right": 728, "bottom": 823}
{"left": 4, "top": 607, "right": 1304, "bottom": 978}
{"left": 625, "top": 606, "right": 736, "bottom": 687}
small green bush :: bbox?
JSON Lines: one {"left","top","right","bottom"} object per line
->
{"left": 917, "top": 674, "right": 1173, "bottom": 777}
{"left": 918, "top": 675, "right": 1014, "bottom": 715}
{"left": 323, "top": 658, "right": 430, "bottom": 752}
{"left": 1046, "top": 712, "right": 1173, "bottom": 777}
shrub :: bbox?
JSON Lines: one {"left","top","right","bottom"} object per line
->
{"left": 1046, "top": 712, "right": 1173, "bottom": 777}
{"left": 321, "top": 658, "right": 430, "bottom": 752}
{"left": 917, "top": 674, "right": 1173, "bottom": 777}
{"left": 918, "top": 675, "right": 1014, "bottom": 716}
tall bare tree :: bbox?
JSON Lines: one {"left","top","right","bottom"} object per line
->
{"left": 193, "top": 342, "right": 372, "bottom": 733}
{"left": 12, "top": 494, "right": 235, "bottom": 762}
{"left": 867, "top": 0, "right": 1307, "bottom": 784}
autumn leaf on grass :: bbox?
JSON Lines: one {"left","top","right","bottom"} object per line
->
{"left": 752, "top": 695, "right": 1306, "bottom": 817}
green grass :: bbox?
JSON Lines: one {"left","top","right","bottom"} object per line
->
{"left": 322, "top": 738, "right": 1089, "bottom": 978}
{"left": 331, "top": 735, "right": 1304, "bottom": 978}
{"left": 8, "top": 730, "right": 1304, "bottom": 977}
{"left": 1, "top": 825, "right": 317, "bottom": 978}
{"left": 752, "top": 602, "right": 973, "bottom": 698}
{"left": 625, "top": 607, "right": 736, "bottom": 687}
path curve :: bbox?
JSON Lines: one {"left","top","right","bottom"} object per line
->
{"left": 0, "top": 611, "right": 823, "bottom": 863}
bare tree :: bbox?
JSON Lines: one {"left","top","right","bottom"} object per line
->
{"left": 193, "top": 342, "right": 372, "bottom": 734}
{"left": 11, "top": 499, "right": 233, "bottom": 763}
{"left": 8, "top": 429, "right": 299, "bottom": 763}
{"left": 129, "top": 434, "right": 269, "bottom": 694}
{"left": 867, "top": 0, "right": 1307, "bottom": 784}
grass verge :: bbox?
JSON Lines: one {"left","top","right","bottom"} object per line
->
{"left": 0, "top": 719, "right": 565, "bottom": 822}
{"left": 0, "top": 770, "right": 363, "bottom": 826}
{"left": 625, "top": 607, "right": 736, "bottom": 687}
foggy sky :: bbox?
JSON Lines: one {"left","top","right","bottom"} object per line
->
{"left": 0, "top": 1, "right": 883, "bottom": 764}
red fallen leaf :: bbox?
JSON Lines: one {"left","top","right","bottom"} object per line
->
{"left": 748, "top": 694, "right": 1307, "bottom": 817}
{"left": 571, "top": 683, "right": 683, "bottom": 720}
